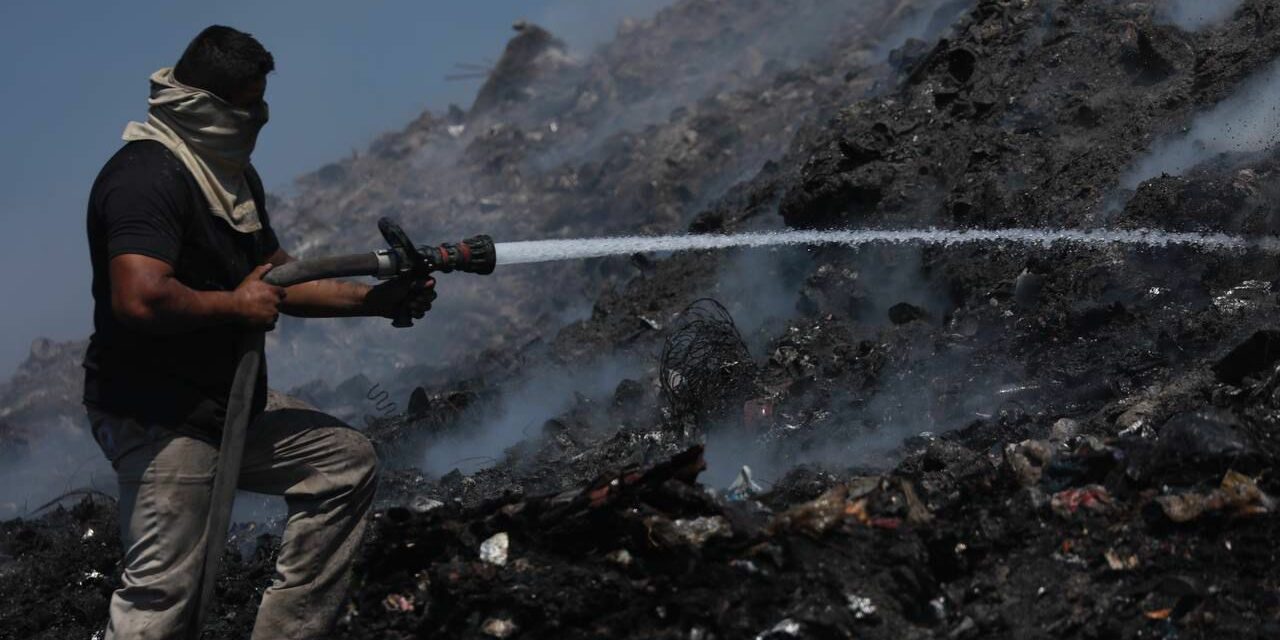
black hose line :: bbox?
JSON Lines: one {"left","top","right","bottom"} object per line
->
{"left": 264, "top": 252, "right": 382, "bottom": 288}
{"left": 197, "top": 251, "right": 379, "bottom": 632}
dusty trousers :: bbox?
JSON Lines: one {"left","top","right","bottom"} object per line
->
{"left": 87, "top": 406, "right": 379, "bottom": 640}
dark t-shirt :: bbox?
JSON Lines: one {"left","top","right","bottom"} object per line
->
{"left": 83, "top": 140, "right": 280, "bottom": 435}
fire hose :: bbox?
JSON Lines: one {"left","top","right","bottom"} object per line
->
{"left": 191, "top": 218, "right": 494, "bottom": 635}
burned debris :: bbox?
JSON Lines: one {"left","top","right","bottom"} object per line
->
{"left": 469, "top": 22, "right": 572, "bottom": 118}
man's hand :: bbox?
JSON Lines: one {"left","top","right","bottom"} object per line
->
{"left": 364, "top": 277, "right": 438, "bottom": 321}
{"left": 232, "top": 263, "right": 286, "bottom": 329}
{"left": 267, "top": 248, "right": 438, "bottom": 321}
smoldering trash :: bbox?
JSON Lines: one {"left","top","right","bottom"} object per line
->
{"left": 8, "top": 0, "right": 1280, "bottom": 639}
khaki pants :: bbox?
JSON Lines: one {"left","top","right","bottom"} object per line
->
{"left": 88, "top": 406, "right": 378, "bottom": 640}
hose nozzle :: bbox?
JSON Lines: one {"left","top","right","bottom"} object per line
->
{"left": 377, "top": 217, "right": 496, "bottom": 280}
{"left": 425, "top": 235, "right": 495, "bottom": 275}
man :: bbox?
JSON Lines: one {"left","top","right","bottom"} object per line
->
{"left": 83, "top": 26, "right": 434, "bottom": 639}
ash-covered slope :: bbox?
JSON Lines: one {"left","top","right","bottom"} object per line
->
{"left": 326, "top": 2, "right": 1280, "bottom": 638}
{"left": 265, "top": 0, "right": 964, "bottom": 392}
{"left": 0, "top": 338, "right": 85, "bottom": 440}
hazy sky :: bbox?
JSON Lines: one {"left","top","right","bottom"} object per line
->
{"left": 0, "top": 0, "right": 670, "bottom": 377}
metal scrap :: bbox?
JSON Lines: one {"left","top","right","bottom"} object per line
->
{"left": 660, "top": 299, "right": 758, "bottom": 424}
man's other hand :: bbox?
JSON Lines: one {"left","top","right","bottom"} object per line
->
{"left": 365, "top": 277, "right": 437, "bottom": 321}
{"left": 234, "top": 263, "right": 286, "bottom": 329}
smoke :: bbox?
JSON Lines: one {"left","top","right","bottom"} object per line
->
{"left": 706, "top": 247, "right": 811, "bottom": 356}
{"left": 528, "top": 0, "right": 941, "bottom": 172}
{"left": 265, "top": 258, "right": 602, "bottom": 396}
{"left": 420, "top": 358, "right": 640, "bottom": 476}
{"left": 702, "top": 347, "right": 1010, "bottom": 488}
{"left": 863, "top": 245, "right": 954, "bottom": 324}
{"left": 1121, "top": 59, "right": 1280, "bottom": 190}
{"left": 698, "top": 242, "right": 972, "bottom": 489}
{"left": 873, "top": 0, "right": 971, "bottom": 59}
{"left": 0, "top": 418, "right": 113, "bottom": 520}
{"left": 539, "top": 0, "right": 677, "bottom": 52}
{"left": 1156, "top": 0, "right": 1246, "bottom": 31}
{"left": 702, "top": 426, "right": 785, "bottom": 489}
{"left": 265, "top": 0, "right": 989, "bottom": 400}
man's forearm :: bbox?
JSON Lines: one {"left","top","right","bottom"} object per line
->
{"left": 280, "top": 279, "right": 377, "bottom": 318}
{"left": 116, "top": 276, "right": 244, "bottom": 334}
{"left": 110, "top": 254, "right": 282, "bottom": 333}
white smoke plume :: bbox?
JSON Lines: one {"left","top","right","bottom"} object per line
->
{"left": 420, "top": 358, "right": 641, "bottom": 476}
{"left": 1121, "top": 59, "right": 1280, "bottom": 190}
{"left": 539, "top": 0, "right": 678, "bottom": 52}
{"left": 0, "top": 419, "right": 112, "bottom": 519}
{"left": 1157, "top": 0, "right": 1246, "bottom": 31}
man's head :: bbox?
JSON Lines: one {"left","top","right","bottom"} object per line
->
{"left": 174, "top": 26, "right": 274, "bottom": 108}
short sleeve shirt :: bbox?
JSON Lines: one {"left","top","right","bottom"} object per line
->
{"left": 83, "top": 140, "right": 280, "bottom": 435}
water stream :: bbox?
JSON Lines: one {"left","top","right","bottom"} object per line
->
{"left": 494, "top": 227, "right": 1280, "bottom": 266}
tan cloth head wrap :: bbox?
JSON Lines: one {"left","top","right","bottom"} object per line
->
{"left": 122, "top": 67, "right": 268, "bottom": 233}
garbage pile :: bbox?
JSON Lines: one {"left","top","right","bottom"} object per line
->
{"left": 327, "top": 2, "right": 1280, "bottom": 637}
{"left": 262, "top": 0, "right": 946, "bottom": 387}
{"left": 320, "top": 325, "right": 1280, "bottom": 639}
{"left": 293, "top": 315, "right": 1227, "bottom": 638}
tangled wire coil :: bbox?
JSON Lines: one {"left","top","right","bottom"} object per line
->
{"left": 660, "top": 299, "right": 758, "bottom": 424}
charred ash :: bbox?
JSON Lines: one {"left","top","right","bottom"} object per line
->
{"left": 9, "top": 0, "right": 1280, "bottom": 638}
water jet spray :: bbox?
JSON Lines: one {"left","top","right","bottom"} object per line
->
{"left": 494, "top": 226, "right": 1280, "bottom": 266}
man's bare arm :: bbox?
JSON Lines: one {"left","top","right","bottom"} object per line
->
{"left": 268, "top": 249, "right": 435, "bottom": 320}
{"left": 109, "top": 254, "right": 284, "bottom": 333}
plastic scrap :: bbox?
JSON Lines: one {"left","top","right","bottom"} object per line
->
{"left": 1005, "top": 439, "right": 1055, "bottom": 487}
{"left": 1104, "top": 549, "right": 1138, "bottom": 571}
{"left": 663, "top": 516, "right": 733, "bottom": 548}
{"left": 482, "top": 618, "right": 518, "bottom": 638}
{"left": 727, "top": 465, "right": 764, "bottom": 501}
{"left": 77, "top": 569, "right": 106, "bottom": 587}
{"left": 756, "top": 618, "right": 802, "bottom": 639}
{"left": 480, "top": 532, "right": 510, "bottom": 566}
{"left": 382, "top": 593, "right": 415, "bottom": 613}
{"left": 411, "top": 495, "right": 444, "bottom": 513}
{"left": 1155, "top": 470, "right": 1274, "bottom": 523}
{"left": 606, "top": 549, "right": 633, "bottom": 567}
{"left": 1050, "top": 485, "right": 1113, "bottom": 518}
{"left": 847, "top": 594, "right": 877, "bottom": 619}
{"left": 1050, "top": 418, "right": 1080, "bottom": 442}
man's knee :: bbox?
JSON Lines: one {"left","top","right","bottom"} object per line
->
{"left": 317, "top": 426, "right": 378, "bottom": 503}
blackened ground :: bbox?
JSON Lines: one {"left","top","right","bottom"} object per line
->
{"left": 0, "top": 496, "right": 117, "bottom": 639}
{"left": 330, "top": 2, "right": 1280, "bottom": 637}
